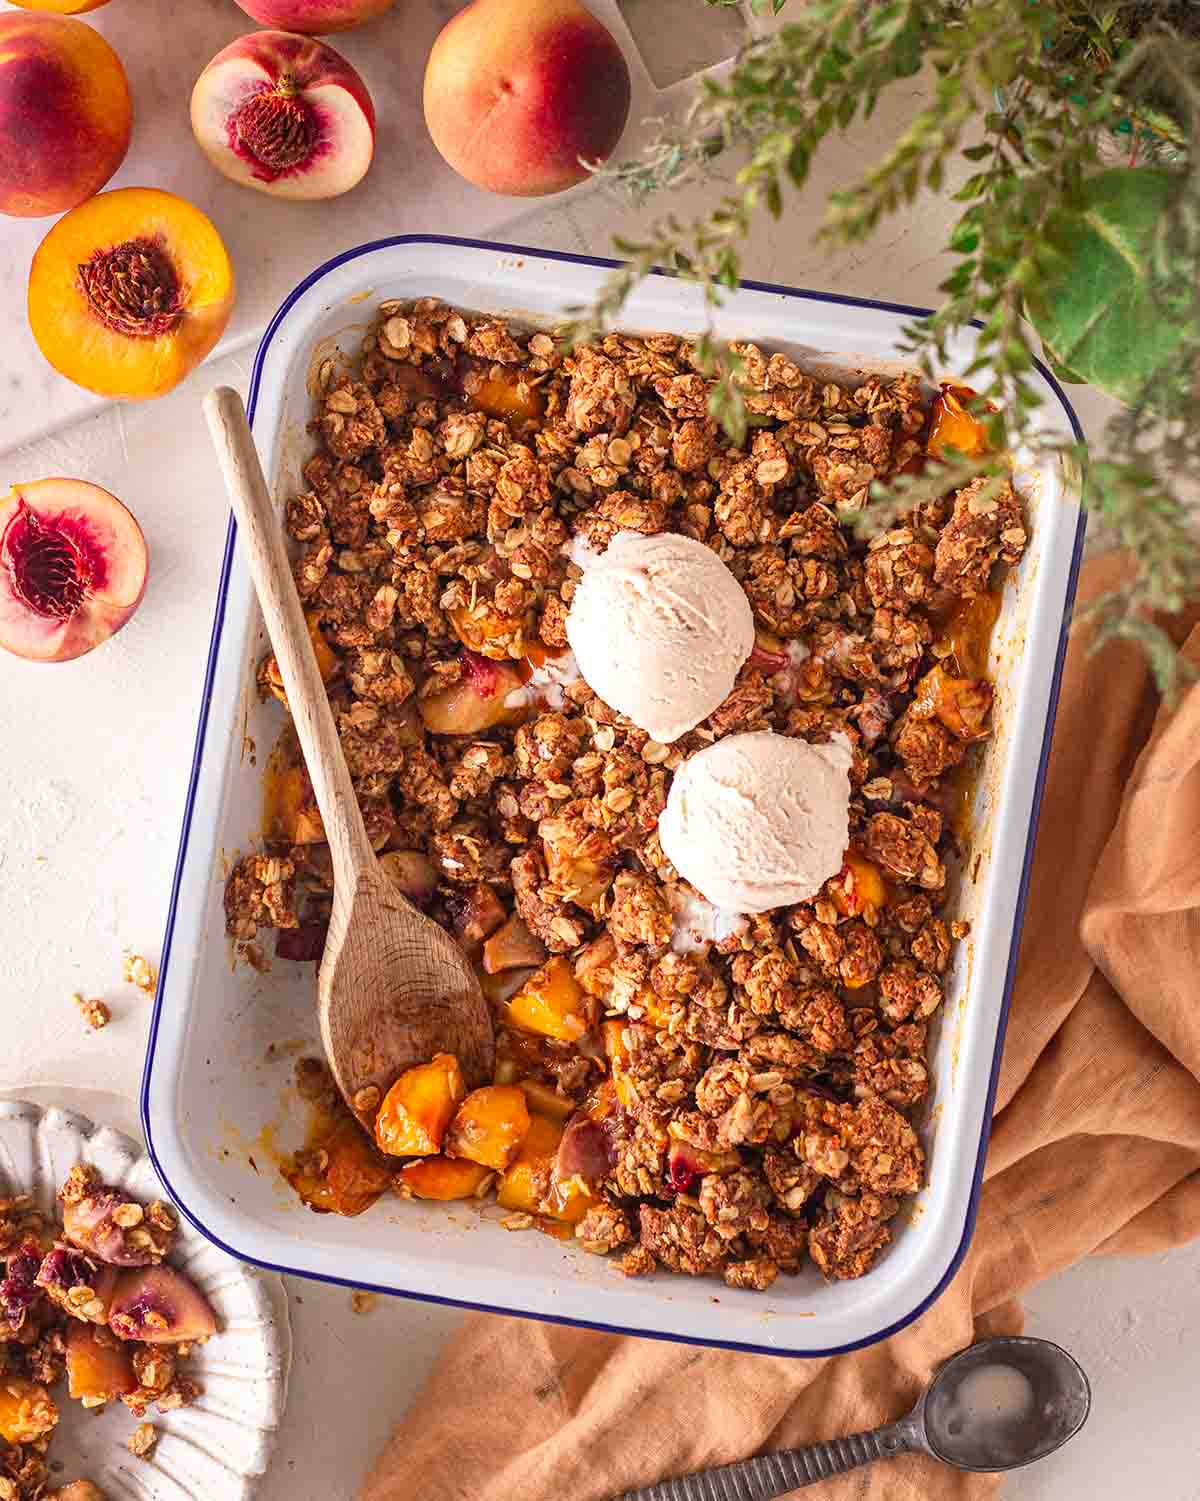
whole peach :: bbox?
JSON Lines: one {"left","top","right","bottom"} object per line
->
{"left": 0, "top": 12, "right": 131, "bottom": 218}
{"left": 232, "top": 0, "right": 393, "bottom": 34}
{"left": 423, "top": 0, "right": 631, "bottom": 197}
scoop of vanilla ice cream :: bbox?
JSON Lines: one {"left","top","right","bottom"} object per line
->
{"left": 658, "top": 730, "right": 852, "bottom": 913}
{"left": 565, "top": 531, "right": 755, "bottom": 743}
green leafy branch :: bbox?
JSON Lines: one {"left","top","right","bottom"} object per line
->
{"left": 566, "top": 0, "right": 1200, "bottom": 694}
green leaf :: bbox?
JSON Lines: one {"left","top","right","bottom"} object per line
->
{"left": 1024, "top": 169, "right": 1191, "bottom": 407}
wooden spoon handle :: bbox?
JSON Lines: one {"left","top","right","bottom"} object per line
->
{"left": 204, "top": 386, "right": 376, "bottom": 887}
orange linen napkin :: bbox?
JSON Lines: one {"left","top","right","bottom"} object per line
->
{"left": 361, "top": 552, "right": 1200, "bottom": 1501}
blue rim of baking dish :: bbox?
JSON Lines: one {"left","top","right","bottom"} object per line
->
{"left": 142, "top": 233, "right": 1087, "bottom": 1360}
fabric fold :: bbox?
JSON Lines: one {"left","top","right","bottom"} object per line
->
{"left": 361, "top": 555, "right": 1200, "bottom": 1501}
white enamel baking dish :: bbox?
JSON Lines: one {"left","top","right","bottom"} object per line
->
{"left": 143, "top": 236, "right": 1084, "bottom": 1357}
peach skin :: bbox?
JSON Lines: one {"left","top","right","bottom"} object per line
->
{"left": 28, "top": 187, "right": 235, "bottom": 400}
{"left": 423, "top": 0, "right": 631, "bottom": 197}
{"left": 233, "top": 0, "right": 393, "bottom": 34}
{"left": 0, "top": 11, "right": 130, "bottom": 217}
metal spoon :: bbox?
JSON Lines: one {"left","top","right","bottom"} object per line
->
{"left": 613, "top": 1335, "right": 1090, "bottom": 1500}
{"left": 204, "top": 388, "right": 495, "bottom": 1125}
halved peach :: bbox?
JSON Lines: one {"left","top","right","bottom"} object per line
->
{"left": 0, "top": 479, "right": 147, "bottom": 663}
{"left": 0, "top": 12, "right": 130, "bottom": 218}
{"left": 191, "top": 30, "right": 375, "bottom": 200}
{"left": 233, "top": 0, "right": 394, "bottom": 34}
{"left": 28, "top": 187, "right": 235, "bottom": 400}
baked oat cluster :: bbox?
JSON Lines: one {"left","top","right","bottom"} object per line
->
{"left": 224, "top": 299, "right": 1027, "bottom": 1290}
{"left": 0, "top": 1168, "right": 215, "bottom": 1500}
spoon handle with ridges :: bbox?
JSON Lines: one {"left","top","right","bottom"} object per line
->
{"left": 614, "top": 1422, "right": 916, "bottom": 1500}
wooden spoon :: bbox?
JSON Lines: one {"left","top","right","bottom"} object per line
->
{"left": 204, "top": 387, "right": 494, "bottom": 1126}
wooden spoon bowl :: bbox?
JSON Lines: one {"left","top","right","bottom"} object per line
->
{"left": 204, "top": 387, "right": 494, "bottom": 1127}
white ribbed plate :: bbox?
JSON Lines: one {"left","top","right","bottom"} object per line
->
{"left": 0, "top": 1101, "right": 289, "bottom": 1500}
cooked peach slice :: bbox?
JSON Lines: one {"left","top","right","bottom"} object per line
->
{"left": 375, "top": 1054, "right": 466, "bottom": 1157}
{"left": 464, "top": 365, "right": 545, "bottom": 426}
{"left": 0, "top": 479, "right": 147, "bottom": 663}
{"left": 444, "top": 1085, "right": 530, "bottom": 1172}
{"left": 65, "top": 1322, "right": 136, "bottom": 1402}
{"left": 28, "top": 187, "right": 235, "bottom": 400}
{"left": 829, "top": 852, "right": 888, "bottom": 918}
{"left": 234, "top": 0, "right": 394, "bottom": 34}
{"left": 266, "top": 762, "right": 326, "bottom": 844}
{"left": 419, "top": 650, "right": 526, "bottom": 734}
{"left": 377, "top": 850, "right": 438, "bottom": 909}
{"left": 0, "top": 12, "right": 129, "bottom": 218}
{"left": 927, "top": 383, "right": 990, "bottom": 459}
{"left": 495, "top": 1113, "right": 561, "bottom": 1215}
{"left": 912, "top": 663, "right": 994, "bottom": 741}
{"left": 108, "top": 1264, "right": 217, "bottom": 1344}
{"left": 395, "top": 1156, "right": 492, "bottom": 1201}
{"left": 445, "top": 883, "right": 506, "bottom": 954}
{"left": 482, "top": 914, "right": 546, "bottom": 974}
{"left": 286, "top": 1115, "right": 392, "bottom": 1216}
{"left": 935, "top": 590, "right": 1001, "bottom": 678}
{"left": 448, "top": 602, "right": 528, "bottom": 661}
{"left": 519, "top": 1079, "right": 574, "bottom": 1121}
{"left": 666, "top": 1138, "right": 740, "bottom": 1195}
{"left": 191, "top": 31, "right": 375, "bottom": 201}
{"left": 0, "top": 1375, "right": 56, "bottom": 1443}
{"left": 506, "top": 956, "right": 589, "bottom": 1043}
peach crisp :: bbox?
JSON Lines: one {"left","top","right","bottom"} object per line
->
{"left": 226, "top": 298, "right": 1026, "bottom": 1289}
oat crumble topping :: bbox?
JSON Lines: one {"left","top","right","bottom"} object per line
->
{"left": 226, "top": 299, "right": 1025, "bottom": 1289}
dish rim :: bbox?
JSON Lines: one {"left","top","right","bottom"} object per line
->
{"left": 142, "top": 233, "right": 1087, "bottom": 1359}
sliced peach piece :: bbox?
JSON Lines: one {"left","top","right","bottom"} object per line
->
{"left": 65, "top": 1321, "right": 136, "bottom": 1401}
{"left": 934, "top": 590, "right": 1002, "bottom": 679}
{"left": 482, "top": 914, "right": 546, "bottom": 974}
{"left": 191, "top": 31, "right": 375, "bottom": 201}
{"left": 448, "top": 602, "right": 527, "bottom": 660}
{"left": 830, "top": 852, "right": 889, "bottom": 918}
{"left": 574, "top": 933, "right": 616, "bottom": 997}
{"left": 506, "top": 955, "right": 589, "bottom": 1043}
{"left": 495, "top": 1113, "right": 562, "bottom": 1215}
{"left": 233, "top": 0, "right": 394, "bottom": 34}
{"left": 419, "top": 650, "right": 526, "bottom": 734}
{"left": 913, "top": 663, "right": 994, "bottom": 741}
{"left": 927, "top": 383, "right": 990, "bottom": 459}
{"left": 286, "top": 1115, "right": 392, "bottom": 1216}
{"left": 0, "top": 12, "right": 129, "bottom": 218}
{"left": 262, "top": 611, "right": 339, "bottom": 706}
{"left": 375, "top": 1053, "right": 466, "bottom": 1157}
{"left": 465, "top": 365, "right": 545, "bottom": 426}
{"left": 28, "top": 187, "right": 235, "bottom": 400}
{"left": 0, "top": 480, "right": 147, "bottom": 663}
{"left": 396, "top": 1155, "right": 492, "bottom": 1201}
{"left": 0, "top": 1375, "right": 56, "bottom": 1443}
{"left": 108, "top": 1264, "right": 217, "bottom": 1344}
{"left": 266, "top": 762, "right": 326, "bottom": 844}
{"left": 444, "top": 1085, "right": 530, "bottom": 1171}
{"left": 666, "top": 1138, "right": 740, "bottom": 1195}
{"left": 519, "top": 1079, "right": 574, "bottom": 1121}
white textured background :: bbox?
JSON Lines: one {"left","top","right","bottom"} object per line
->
{"left": 1, "top": 4, "right": 1198, "bottom": 1496}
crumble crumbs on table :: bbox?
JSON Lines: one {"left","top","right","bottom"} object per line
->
{"left": 71, "top": 994, "right": 110, "bottom": 1032}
